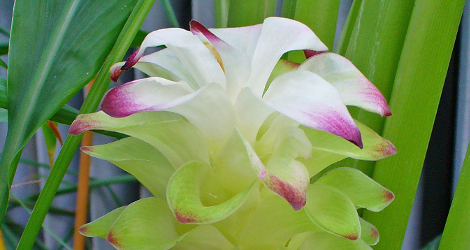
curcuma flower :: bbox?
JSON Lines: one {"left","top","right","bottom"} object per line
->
{"left": 70, "top": 17, "right": 396, "bottom": 249}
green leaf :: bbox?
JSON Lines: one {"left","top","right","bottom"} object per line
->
{"left": 130, "top": 29, "right": 148, "bottom": 47}
{"left": 315, "top": 167, "right": 394, "bottom": 212}
{"left": 332, "top": 0, "right": 416, "bottom": 176}
{"left": 0, "top": 40, "right": 7, "bottom": 56}
{"left": 227, "top": 0, "right": 276, "bottom": 27}
{"left": 167, "top": 161, "right": 255, "bottom": 224}
{"left": 281, "top": 0, "right": 297, "bottom": 19}
{"left": 362, "top": 0, "right": 465, "bottom": 248}
{"left": 294, "top": 0, "right": 340, "bottom": 51}
{"left": 214, "top": 0, "right": 230, "bottom": 28}
{"left": 160, "top": 0, "right": 180, "bottom": 28}
{"left": 0, "top": 0, "right": 137, "bottom": 224}
{"left": 16, "top": 0, "right": 154, "bottom": 248}
{"left": 83, "top": 137, "right": 173, "bottom": 199}
{"left": 304, "top": 183, "right": 361, "bottom": 240}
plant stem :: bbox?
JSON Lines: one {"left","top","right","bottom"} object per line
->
{"left": 362, "top": 0, "right": 465, "bottom": 248}
{"left": 160, "top": 0, "right": 180, "bottom": 27}
{"left": 16, "top": 1, "right": 155, "bottom": 248}
{"left": 72, "top": 82, "right": 94, "bottom": 250}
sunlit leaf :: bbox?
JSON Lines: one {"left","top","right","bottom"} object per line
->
{"left": 0, "top": 0, "right": 138, "bottom": 225}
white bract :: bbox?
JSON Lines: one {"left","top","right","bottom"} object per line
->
{"left": 70, "top": 17, "right": 395, "bottom": 249}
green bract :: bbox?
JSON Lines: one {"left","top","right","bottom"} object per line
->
{"left": 70, "top": 17, "right": 396, "bottom": 249}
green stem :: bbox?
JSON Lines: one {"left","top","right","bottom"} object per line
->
{"left": 439, "top": 150, "right": 470, "bottom": 247}
{"left": 160, "top": 0, "right": 180, "bottom": 28}
{"left": 362, "top": 0, "right": 465, "bottom": 248}
{"left": 16, "top": 1, "right": 155, "bottom": 248}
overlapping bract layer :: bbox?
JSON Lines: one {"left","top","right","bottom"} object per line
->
{"left": 70, "top": 17, "right": 396, "bottom": 249}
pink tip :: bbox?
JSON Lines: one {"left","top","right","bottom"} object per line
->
{"left": 344, "top": 232, "right": 359, "bottom": 240}
{"left": 190, "top": 20, "right": 222, "bottom": 43}
{"left": 110, "top": 67, "right": 124, "bottom": 82}
{"left": 121, "top": 50, "right": 141, "bottom": 70}
{"left": 78, "top": 226, "right": 87, "bottom": 234}
{"left": 174, "top": 209, "right": 199, "bottom": 223}
{"left": 268, "top": 175, "right": 306, "bottom": 211}
{"left": 68, "top": 120, "right": 85, "bottom": 135}
{"left": 383, "top": 108, "right": 392, "bottom": 117}
{"left": 304, "top": 50, "right": 326, "bottom": 59}
{"left": 107, "top": 231, "right": 122, "bottom": 248}
{"left": 384, "top": 190, "right": 395, "bottom": 202}
{"left": 80, "top": 146, "right": 92, "bottom": 152}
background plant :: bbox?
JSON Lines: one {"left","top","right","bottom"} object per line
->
{"left": 0, "top": 0, "right": 467, "bottom": 249}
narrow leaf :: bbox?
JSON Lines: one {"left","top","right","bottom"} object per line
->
{"left": 16, "top": 1, "right": 154, "bottom": 248}
{"left": 362, "top": 0, "right": 465, "bottom": 249}
{"left": 0, "top": 0, "right": 137, "bottom": 225}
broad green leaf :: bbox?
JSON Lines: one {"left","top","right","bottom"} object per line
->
{"left": 83, "top": 137, "right": 173, "bottom": 199}
{"left": 363, "top": 0, "right": 465, "bottom": 248}
{"left": 359, "top": 218, "right": 379, "bottom": 246}
{"left": 16, "top": 1, "right": 155, "bottom": 248}
{"left": 70, "top": 111, "right": 209, "bottom": 168}
{"left": 294, "top": 0, "right": 340, "bottom": 50}
{"left": 315, "top": 168, "right": 394, "bottom": 212}
{"left": 0, "top": 0, "right": 137, "bottom": 223}
{"left": 304, "top": 183, "right": 360, "bottom": 240}
{"left": 167, "top": 161, "right": 255, "bottom": 224}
